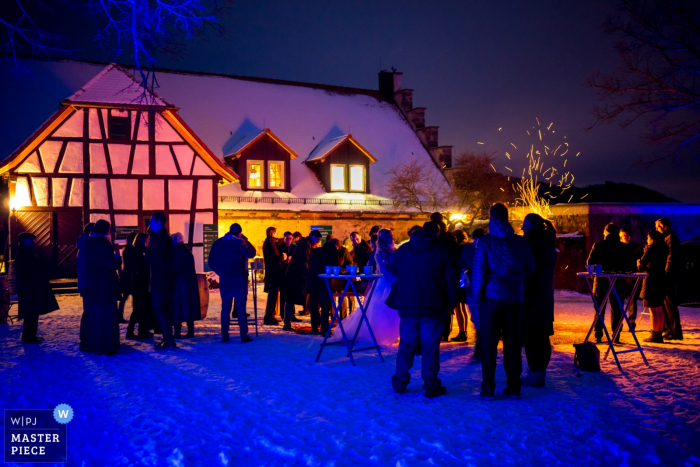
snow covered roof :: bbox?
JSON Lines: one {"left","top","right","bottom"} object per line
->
{"left": 306, "top": 134, "right": 376, "bottom": 163}
{"left": 1, "top": 59, "right": 447, "bottom": 211}
{"left": 225, "top": 128, "right": 300, "bottom": 160}
{"left": 64, "top": 64, "right": 171, "bottom": 107}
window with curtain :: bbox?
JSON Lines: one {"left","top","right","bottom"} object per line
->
{"left": 331, "top": 165, "right": 345, "bottom": 191}
{"left": 247, "top": 160, "right": 263, "bottom": 188}
{"left": 349, "top": 165, "right": 364, "bottom": 192}
{"left": 269, "top": 162, "right": 284, "bottom": 189}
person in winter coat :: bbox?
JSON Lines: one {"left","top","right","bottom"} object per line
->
{"left": 431, "top": 212, "right": 460, "bottom": 342}
{"left": 307, "top": 238, "right": 344, "bottom": 335}
{"left": 145, "top": 212, "right": 176, "bottom": 349}
{"left": 450, "top": 230, "right": 469, "bottom": 343}
{"left": 638, "top": 230, "right": 670, "bottom": 343}
{"left": 15, "top": 232, "right": 59, "bottom": 344}
{"left": 83, "top": 220, "right": 121, "bottom": 355}
{"left": 282, "top": 230, "right": 323, "bottom": 331}
{"left": 367, "top": 225, "right": 381, "bottom": 270}
{"left": 619, "top": 228, "right": 644, "bottom": 330}
{"left": 117, "top": 232, "right": 137, "bottom": 325}
{"left": 278, "top": 231, "right": 297, "bottom": 321}
{"left": 656, "top": 217, "right": 683, "bottom": 340}
{"left": 208, "top": 223, "right": 257, "bottom": 343}
{"left": 262, "top": 227, "right": 284, "bottom": 325}
{"left": 458, "top": 229, "right": 484, "bottom": 356}
{"left": 171, "top": 233, "right": 201, "bottom": 338}
{"left": 127, "top": 233, "right": 153, "bottom": 339}
{"left": 586, "top": 222, "right": 632, "bottom": 344}
{"left": 471, "top": 204, "right": 534, "bottom": 400}
{"left": 390, "top": 221, "right": 457, "bottom": 399}
{"left": 350, "top": 232, "right": 373, "bottom": 268}
{"left": 77, "top": 223, "right": 95, "bottom": 350}
{"left": 520, "top": 213, "right": 558, "bottom": 389}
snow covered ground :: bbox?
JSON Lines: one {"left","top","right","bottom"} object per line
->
{"left": 1, "top": 289, "right": 699, "bottom": 466}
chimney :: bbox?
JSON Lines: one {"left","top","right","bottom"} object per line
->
{"left": 417, "top": 126, "right": 439, "bottom": 148}
{"left": 430, "top": 146, "right": 453, "bottom": 169}
{"left": 405, "top": 107, "right": 425, "bottom": 129}
{"left": 378, "top": 70, "right": 403, "bottom": 101}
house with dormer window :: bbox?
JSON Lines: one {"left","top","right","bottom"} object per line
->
{"left": 0, "top": 59, "right": 453, "bottom": 275}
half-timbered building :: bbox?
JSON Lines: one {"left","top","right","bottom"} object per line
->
{"left": 0, "top": 64, "right": 237, "bottom": 276}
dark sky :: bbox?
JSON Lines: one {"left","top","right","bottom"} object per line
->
{"left": 24, "top": 0, "right": 700, "bottom": 201}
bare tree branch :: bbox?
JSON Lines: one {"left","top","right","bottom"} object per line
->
{"left": 587, "top": 0, "right": 700, "bottom": 164}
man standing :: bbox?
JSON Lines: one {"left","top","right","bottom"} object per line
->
{"left": 619, "top": 228, "right": 644, "bottom": 329}
{"left": 145, "top": 212, "right": 176, "bottom": 349}
{"left": 471, "top": 204, "right": 533, "bottom": 400}
{"left": 350, "top": 231, "right": 373, "bottom": 269}
{"left": 307, "top": 238, "right": 342, "bottom": 335}
{"left": 15, "top": 232, "right": 59, "bottom": 344}
{"left": 278, "top": 231, "right": 297, "bottom": 322}
{"left": 587, "top": 223, "right": 633, "bottom": 344}
{"left": 391, "top": 221, "right": 457, "bottom": 399}
{"left": 208, "top": 223, "right": 257, "bottom": 343}
{"left": 282, "top": 230, "right": 323, "bottom": 331}
{"left": 262, "top": 227, "right": 283, "bottom": 326}
{"left": 656, "top": 218, "right": 683, "bottom": 340}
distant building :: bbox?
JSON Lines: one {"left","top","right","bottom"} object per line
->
{"left": 0, "top": 59, "right": 452, "bottom": 277}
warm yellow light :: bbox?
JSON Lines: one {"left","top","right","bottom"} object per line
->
{"left": 449, "top": 213, "right": 466, "bottom": 221}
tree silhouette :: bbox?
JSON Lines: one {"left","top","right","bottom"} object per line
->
{"left": 2, "top": 0, "right": 227, "bottom": 86}
{"left": 587, "top": 0, "right": 700, "bottom": 164}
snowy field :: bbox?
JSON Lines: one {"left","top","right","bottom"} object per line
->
{"left": 2, "top": 289, "right": 700, "bottom": 467}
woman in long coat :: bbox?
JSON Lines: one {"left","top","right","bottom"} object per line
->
{"left": 15, "top": 232, "right": 59, "bottom": 343}
{"left": 262, "top": 227, "right": 284, "bottom": 325}
{"left": 521, "top": 213, "right": 557, "bottom": 388}
{"left": 281, "top": 231, "right": 322, "bottom": 331}
{"left": 118, "top": 232, "right": 137, "bottom": 324}
{"left": 83, "top": 220, "right": 121, "bottom": 355}
{"left": 128, "top": 233, "right": 154, "bottom": 339}
{"left": 637, "top": 230, "right": 669, "bottom": 343}
{"left": 171, "top": 233, "right": 201, "bottom": 338}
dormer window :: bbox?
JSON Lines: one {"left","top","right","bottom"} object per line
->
{"left": 224, "top": 129, "right": 298, "bottom": 192}
{"left": 109, "top": 109, "right": 131, "bottom": 140}
{"left": 331, "top": 164, "right": 346, "bottom": 191}
{"left": 349, "top": 165, "right": 365, "bottom": 192}
{"left": 247, "top": 160, "right": 263, "bottom": 188}
{"left": 269, "top": 162, "right": 284, "bottom": 189}
{"left": 305, "top": 135, "right": 376, "bottom": 194}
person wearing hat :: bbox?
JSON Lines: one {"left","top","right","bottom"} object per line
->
{"left": 15, "top": 232, "right": 59, "bottom": 344}
{"left": 208, "top": 223, "right": 257, "bottom": 343}
{"left": 471, "top": 203, "right": 534, "bottom": 401}
{"left": 83, "top": 219, "right": 122, "bottom": 355}
{"left": 145, "top": 212, "right": 176, "bottom": 349}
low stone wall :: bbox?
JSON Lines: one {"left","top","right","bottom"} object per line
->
{"left": 218, "top": 210, "right": 430, "bottom": 253}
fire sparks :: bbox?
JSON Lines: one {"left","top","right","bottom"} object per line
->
{"left": 510, "top": 118, "right": 578, "bottom": 218}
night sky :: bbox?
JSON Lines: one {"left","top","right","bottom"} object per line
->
{"left": 12, "top": 0, "right": 700, "bottom": 201}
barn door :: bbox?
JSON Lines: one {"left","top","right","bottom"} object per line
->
{"left": 12, "top": 210, "right": 82, "bottom": 279}
{"left": 53, "top": 211, "right": 83, "bottom": 278}
{"left": 12, "top": 211, "right": 53, "bottom": 273}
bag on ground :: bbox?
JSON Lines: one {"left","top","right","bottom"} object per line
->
{"left": 573, "top": 342, "right": 601, "bottom": 372}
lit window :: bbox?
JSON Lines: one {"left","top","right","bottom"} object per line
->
{"left": 331, "top": 165, "right": 345, "bottom": 191}
{"left": 247, "top": 160, "right": 263, "bottom": 189}
{"left": 269, "top": 162, "right": 284, "bottom": 189}
{"left": 349, "top": 165, "right": 364, "bottom": 192}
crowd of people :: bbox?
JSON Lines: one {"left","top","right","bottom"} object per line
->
{"left": 12, "top": 205, "right": 685, "bottom": 400}
{"left": 586, "top": 218, "right": 684, "bottom": 344}
{"left": 17, "top": 213, "right": 205, "bottom": 354}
